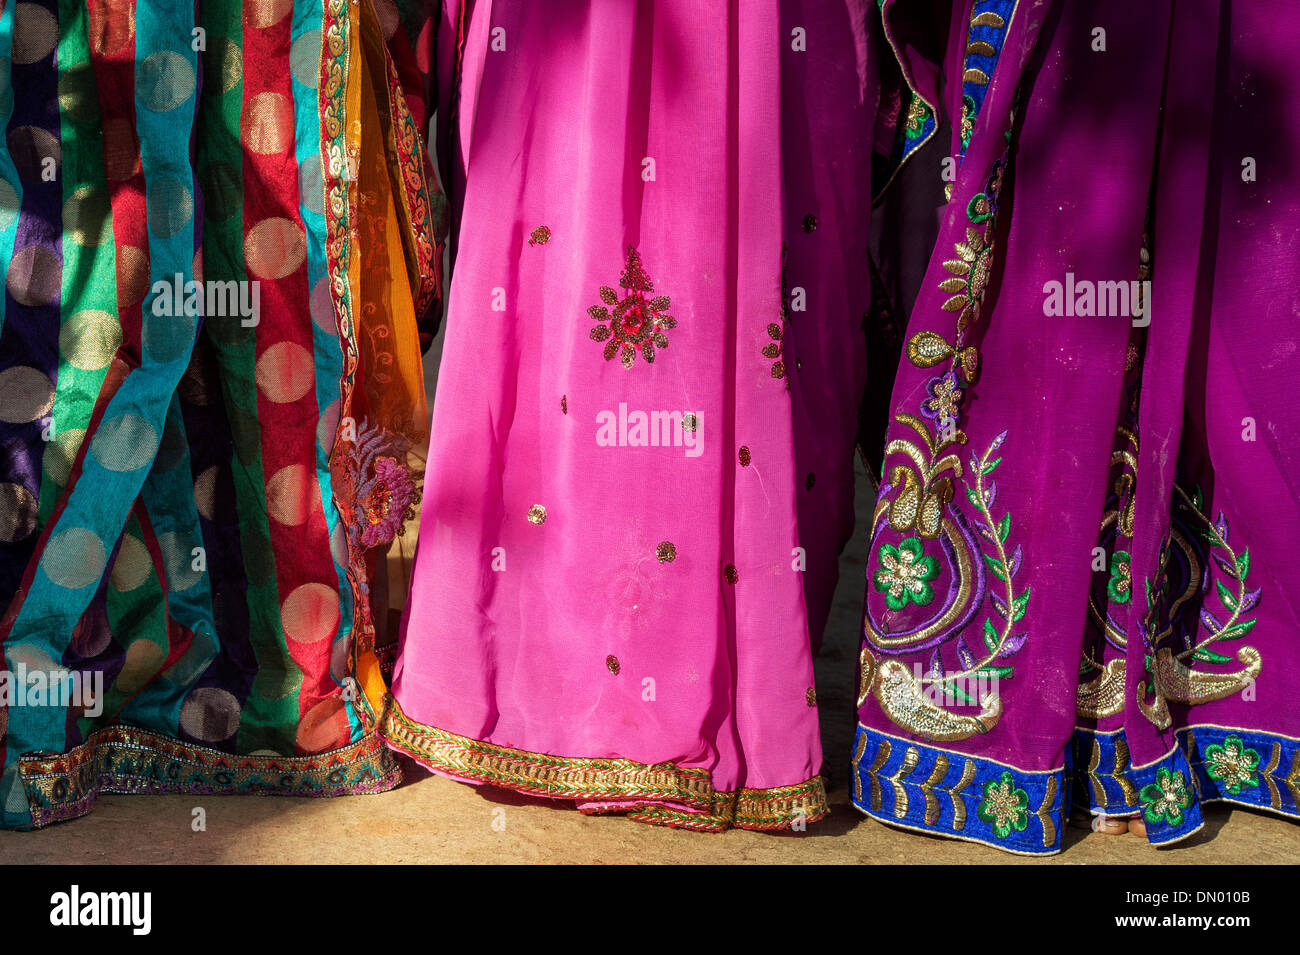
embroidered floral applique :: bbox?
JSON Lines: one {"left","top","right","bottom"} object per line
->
{"left": 339, "top": 422, "right": 420, "bottom": 551}
{"left": 873, "top": 537, "right": 938, "bottom": 610}
{"left": 977, "top": 771, "right": 1029, "bottom": 839}
{"left": 588, "top": 246, "right": 676, "bottom": 368}
{"left": 862, "top": 138, "right": 1028, "bottom": 744}
{"left": 1137, "top": 486, "right": 1264, "bottom": 730}
{"left": 921, "top": 371, "right": 963, "bottom": 421}
{"left": 1203, "top": 735, "right": 1261, "bottom": 796}
{"left": 1139, "top": 767, "right": 1193, "bottom": 826}
{"left": 938, "top": 191, "right": 997, "bottom": 335}
{"left": 1106, "top": 550, "right": 1132, "bottom": 604}
{"left": 960, "top": 94, "right": 976, "bottom": 150}
{"left": 903, "top": 93, "right": 930, "bottom": 141}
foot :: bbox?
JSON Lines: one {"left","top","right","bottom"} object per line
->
{"left": 1091, "top": 814, "right": 1130, "bottom": 835}
{"left": 1128, "top": 816, "right": 1147, "bottom": 838}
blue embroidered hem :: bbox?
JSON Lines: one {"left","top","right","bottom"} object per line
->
{"left": 850, "top": 724, "right": 1070, "bottom": 855}
{"left": 1073, "top": 725, "right": 1300, "bottom": 842}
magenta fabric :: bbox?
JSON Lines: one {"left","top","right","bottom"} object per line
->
{"left": 387, "top": 0, "right": 876, "bottom": 829}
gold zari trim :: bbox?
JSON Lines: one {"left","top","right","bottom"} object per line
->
{"left": 382, "top": 696, "right": 827, "bottom": 831}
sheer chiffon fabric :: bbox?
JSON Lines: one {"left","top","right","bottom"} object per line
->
{"left": 387, "top": 0, "right": 876, "bottom": 830}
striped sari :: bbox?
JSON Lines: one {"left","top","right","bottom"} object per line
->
{"left": 0, "top": 0, "right": 441, "bottom": 828}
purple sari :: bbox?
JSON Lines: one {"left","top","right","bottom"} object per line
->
{"left": 854, "top": 0, "right": 1300, "bottom": 853}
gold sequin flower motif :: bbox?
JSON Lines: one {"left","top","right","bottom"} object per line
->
{"left": 976, "top": 771, "right": 1029, "bottom": 839}
{"left": 587, "top": 245, "right": 676, "bottom": 369}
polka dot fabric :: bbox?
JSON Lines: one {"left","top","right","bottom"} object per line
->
{"left": 0, "top": 0, "right": 444, "bottom": 828}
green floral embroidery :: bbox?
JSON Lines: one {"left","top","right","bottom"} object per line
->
{"left": 1203, "top": 735, "right": 1261, "bottom": 795}
{"left": 977, "top": 771, "right": 1029, "bottom": 839}
{"left": 960, "top": 94, "right": 976, "bottom": 150}
{"left": 1107, "top": 550, "right": 1132, "bottom": 605}
{"left": 873, "top": 537, "right": 939, "bottom": 610}
{"left": 903, "top": 94, "right": 931, "bottom": 141}
{"left": 1139, "top": 767, "right": 1193, "bottom": 825}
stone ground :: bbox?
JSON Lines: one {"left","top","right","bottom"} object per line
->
{"left": 1, "top": 348, "right": 1294, "bottom": 865}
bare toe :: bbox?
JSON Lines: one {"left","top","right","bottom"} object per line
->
{"left": 1091, "top": 815, "right": 1130, "bottom": 835}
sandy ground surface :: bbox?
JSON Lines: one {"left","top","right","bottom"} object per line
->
{"left": 2, "top": 345, "right": 1295, "bottom": 865}
{"left": 3, "top": 457, "right": 1296, "bottom": 865}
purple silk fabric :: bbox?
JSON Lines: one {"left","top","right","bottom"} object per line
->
{"left": 853, "top": 0, "right": 1299, "bottom": 853}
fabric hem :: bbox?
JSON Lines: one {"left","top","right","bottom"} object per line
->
{"left": 16, "top": 725, "right": 400, "bottom": 829}
{"left": 1073, "top": 724, "right": 1299, "bottom": 836}
{"left": 851, "top": 723, "right": 1067, "bottom": 855}
{"left": 383, "top": 695, "right": 827, "bottom": 832}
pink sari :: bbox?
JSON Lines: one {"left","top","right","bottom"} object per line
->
{"left": 384, "top": 0, "right": 876, "bottom": 829}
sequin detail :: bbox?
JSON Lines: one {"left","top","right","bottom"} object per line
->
{"left": 723, "top": 564, "right": 738, "bottom": 584}
{"left": 606, "top": 654, "right": 620, "bottom": 675}
{"left": 528, "top": 225, "right": 551, "bottom": 246}
{"left": 655, "top": 541, "right": 677, "bottom": 563}
{"left": 738, "top": 446, "right": 751, "bottom": 467}
{"left": 527, "top": 504, "right": 547, "bottom": 525}
{"left": 587, "top": 246, "right": 676, "bottom": 368}
{"left": 382, "top": 698, "right": 829, "bottom": 832}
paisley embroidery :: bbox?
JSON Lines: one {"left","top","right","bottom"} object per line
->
{"left": 864, "top": 418, "right": 1029, "bottom": 739}
{"left": 863, "top": 160, "right": 1026, "bottom": 743}
{"left": 587, "top": 246, "right": 676, "bottom": 368}
{"left": 1138, "top": 485, "right": 1264, "bottom": 728}
{"left": 1077, "top": 229, "right": 1146, "bottom": 719}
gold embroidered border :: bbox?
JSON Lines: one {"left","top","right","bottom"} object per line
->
{"left": 607, "top": 778, "right": 830, "bottom": 832}
{"left": 383, "top": 696, "right": 826, "bottom": 830}
{"left": 383, "top": 696, "right": 715, "bottom": 809}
